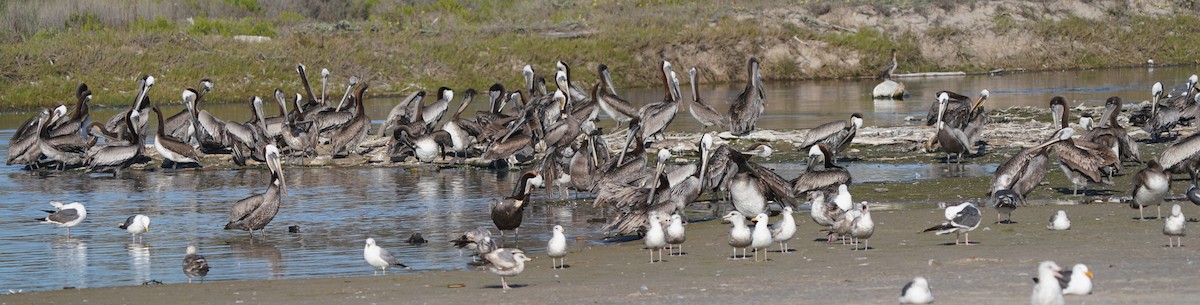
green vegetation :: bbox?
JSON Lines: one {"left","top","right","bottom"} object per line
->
{"left": 2, "top": 0, "right": 1200, "bottom": 110}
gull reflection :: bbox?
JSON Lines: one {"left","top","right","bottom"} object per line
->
{"left": 127, "top": 242, "right": 151, "bottom": 284}
{"left": 51, "top": 238, "right": 88, "bottom": 289}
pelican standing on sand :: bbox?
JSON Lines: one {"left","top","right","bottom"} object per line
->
{"left": 1044, "top": 96, "right": 1119, "bottom": 195}
{"left": 225, "top": 145, "right": 286, "bottom": 238}
{"left": 482, "top": 248, "right": 531, "bottom": 290}
{"left": 547, "top": 225, "right": 568, "bottom": 269}
{"left": 363, "top": 238, "right": 408, "bottom": 275}
{"left": 37, "top": 201, "right": 87, "bottom": 238}
{"left": 728, "top": 57, "right": 765, "bottom": 136}
{"left": 183, "top": 245, "right": 210, "bottom": 283}
{"left": 118, "top": 214, "right": 150, "bottom": 242}
{"left": 923, "top": 202, "right": 982, "bottom": 245}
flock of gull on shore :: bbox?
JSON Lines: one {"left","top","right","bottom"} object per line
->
{"left": 11, "top": 55, "right": 1200, "bottom": 303}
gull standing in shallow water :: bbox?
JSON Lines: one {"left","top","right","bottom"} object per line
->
{"left": 923, "top": 202, "right": 982, "bottom": 245}
{"left": 547, "top": 225, "right": 568, "bottom": 269}
{"left": 364, "top": 238, "right": 408, "bottom": 275}
{"left": 723, "top": 211, "right": 752, "bottom": 259}
{"left": 665, "top": 214, "right": 686, "bottom": 256}
{"left": 1047, "top": 210, "right": 1071, "bottom": 230}
{"left": 118, "top": 214, "right": 150, "bottom": 242}
{"left": 1031, "top": 261, "right": 1065, "bottom": 305}
{"left": 183, "top": 245, "right": 210, "bottom": 283}
{"left": 482, "top": 248, "right": 531, "bottom": 290}
{"left": 749, "top": 213, "right": 772, "bottom": 262}
{"left": 770, "top": 207, "right": 796, "bottom": 253}
{"left": 898, "top": 276, "right": 934, "bottom": 304}
{"left": 1164, "top": 204, "right": 1186, "bottom": 247}
{"left": 37, "top": 201, "right": 87, "bottom": 238}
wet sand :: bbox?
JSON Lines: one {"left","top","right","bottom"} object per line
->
{"left": 4, "top": 203, "right": 1198, "bottom": 304}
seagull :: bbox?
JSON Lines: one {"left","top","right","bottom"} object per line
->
{"left": 547, "top": 225, "right": 568, "bottom": 269}
{"left": 898, "top": 276, "right": 934, "bottom": 304}
{"left": 482, "top": 248, "right": 531, "bottom": 290}
{"left": 991, "top": 189, "right": 1021, "bottom": 224}
{"left": 183, "top": 245, "right": 210, "bottom": 283}
{"left": 364, "top": 238, "right": 408, "bottom": 275}
{"left": 665, "top": 214, "right": 686, "bottom": 256}
{"left": 832, "top": 202, "right": 861, "bottom": 245}
{"left": 644, "top": 213, "right": 667, "bottom": 263}
{"left": 749, "top": 213, "right": 772, "bottom": 262}
{"left": 451, "top": 227, "right": 495, "bottom": 259}
{"left": 1061, "top": 264, "right": 1094, "bottom": 295}
{"left": 1031, "top": 261, "right": 1065, "bottom": 305}
{"left": 922, "top": 202, "right": 982, "bottom": 245}
{"left": 37, "top": 201, "right": 87, "bottom": 238}
{"left": 769, "top": 207, "right": 796, "bottom": 253}
{"left": 1164, "top": 204, "right": 1186, "bottom": 247}
{"left": 723, "top": 211, "right": 752, "bottom": 260}
{"left": 1047, "top": 210, "right": 1071, "bottom": 230}
{"left": 118, "top": 214, "right": 150, "bottom": 242}
{"left": 850, "top": 203, "right": 875, "bottom": 250}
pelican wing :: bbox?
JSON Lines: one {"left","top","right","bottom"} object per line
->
{"left": 1160, "top": 132, "right": 1200, "bottom": 171}
{"left": 799, "top": 120, "right": 848, "bottom": 149}
{"left": 227, "top": 193, "right": 265, "bottom": 223}
{"left": 1055, "top": 140, "right": 1118, "bottom": 183}
{"left": 791, "top": 169, "right": 852, "bottom": 195}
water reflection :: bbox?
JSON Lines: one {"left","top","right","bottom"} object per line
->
{"left": 50, "top": 239, "right": 88, "bottom": 289}
{"left": 127, "top": 242, "right": 150, "bottom": 284}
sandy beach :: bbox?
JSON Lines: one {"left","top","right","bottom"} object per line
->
{"left": 4, "top": 202, "right": 1199, "bottom": 305}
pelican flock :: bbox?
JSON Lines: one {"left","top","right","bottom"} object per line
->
{"left": 10, "top": 58, "right": 1200, "bottom": 303}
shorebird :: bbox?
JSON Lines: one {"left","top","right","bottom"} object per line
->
{"left": 923, "top": 202, "right": 982, "bottom": 245}
{"left": 990, "top": 189, "right": 1021, "bottom": 224}
{"left": 183, "top": 245, "right": 210, "bottom": 283}
{"left": 547, "top": 225, "right": 568, "bottom": 269}
{"left": 665, "top": 214, "right": 686, "bottom": 256}
{"left": 723, "top": 211, "right": 752, "bottom": 260}
{"left": 850, "top": 203, "right": 875, "bottom": 250}
{"left": 749, "top": 213, "right": 772, "bottom": 262}
{"left": 38, "top": 201, "right": 87, "bottom": 238}
{"left": 1047, "top": 210, "right": 1071, "bottom": 230}
{"left": 118, "top": 214, "right": 150, "bottom": 242}
{"left": 482, "top": 248, "right": 531, "bottom": 290}
{"left": 1031, "top": 261, "right": 1065, "bottom": 305}
{"left": 1164, "top": 204, "right": 1186, "bottom": 247}
{"left": 451, "top": 227, "right": 495, "bottom": 259}
{"left": 898, "top": 276, "right": 934, "bottom": 304}
{"left": 644, "top": 213, "right": 668, "bottom": 263}
{"left": 1034, "top": 263, "right": 1094, "bottom": 296}
{"left": 363, "top": 238, "right": 408, "bottom": 275}
{"left": 769, "top": 207, "right": 796, "bottom": 253}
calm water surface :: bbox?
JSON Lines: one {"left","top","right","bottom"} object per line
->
{"left": 0, "top": 66, "right": 1195, "bottom": 292}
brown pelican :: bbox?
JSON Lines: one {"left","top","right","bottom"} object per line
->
{"left": 987, "top": 144, "right": 1051, "bottom": 223}
{"left": 421, "top": 87, "right": 453, "bottom": 128}
{"left": 1044, "top": 97, "right": 1119, "bottom": 195}
{"left": 481, "top": 248, "right": 531, "bottom": 290}
{"left": 183, "top": 245, "right": 210, "bottom": 283}
{"left": 594, "top": 64, "right": 638, "bottom": 128}
{"left": 728, "top": 144, "right": 794, "bottom": 216}
{"left": 86, "top": 110, "right": 144, "bottom": 175}
{"left": 792, "top": 144, "right": 852, "bottom": 196}
{"left": 8, "top": 109, "right": 49, "bottom": 168}
{"left": 225, "top": 144, "right": 286, "bottom": 238}
{"left": 686, "top": 67, "right": 727, "bottom": 129}
{"left": 638, "top": 61, "right": 681, "bottom": 144}
{"left": 797, "top": 113, "right": 862, "bottom": 155}
{"left": 37, "top": 201, "right": 87, "bottom": 238}
{"left": 152, "top": 106, "right": 201, "bottom": 169}
{"left": 106, "top": 76, "right": 154, "bottom": 142}
{"left": 1160, "top": 131, "right": 1200, "bottom": 187}
{"left": 1132, "top": 160, "right": 1169, "bottom": 220}
{"left": 377, "top": 91, "right": 426, "bottom": 137}
{"left": 568, "top": 123, "right": 606, "bottom": 192}
{"left": 923, "top": 202, "right": 982, "bottom": 245}
{"left": 962, "top": 90, "right": 990, "bottom": 144}
{"left": 598, "top": 150, "right": 677, "bottom": 236}
{"left": 295, "top": 64, "right": 322, "bottom": 113}
{"left": 276, "top": 91, "right": 318, "bottom": 157}
{"left": 363, "top": 238, "right": 408, "bottom": 275}
{"left": 728, "top": 57, "right": 765, "bottom": 136}
{"left": 310, "top": 76, "right": 359, "bottom": 132}
{"left": 441, "top": 89, "right": 481, "bottom": 159}
{"left": 328, "top": 83, "right": 372, "bottom": 157}
{"left": 400, "top": 129, "right": 453, "bottom": 163}
{"left": 37, "top": 107, "right": 91, "bottom": 169}
{"left": 877, "top": 49, "right": 898, "bottom": 79}
{"left": 490, "top": 171, "right": 540, "bottom": 239}
{"left": 47, "top": 84, "right": 91, "bottom": 138}
{"left": 931, "top": 92, "right": 973, "bottom": 164}
{"left": 162, "top": 80, "right": 212, "bottom": 140}
{"left": 923, "top": 90, "right": 972, "bottom": 127}
{"left": 1081, "top": 96, "right": 1140, "bottom": 164}
{"left": 1143, "top": 82, "right": 1181, "bottom": 141}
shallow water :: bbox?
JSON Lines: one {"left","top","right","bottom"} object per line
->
{"left": 0, "top": 65, "right": 1195, "bottom": 292}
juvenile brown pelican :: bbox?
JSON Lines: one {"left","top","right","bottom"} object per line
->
{"left": 931, "top": 92, "right": 973, "bottom": 164}
{"left": 987, "top": 145, "right": 1051, "bottom": 223}
{"left": 363, "top": 238, "right": 408, "bottom": 275}
{"left": 183, "top": 245, "right": 210, "bottom": 283}
{"left": 328, "top": 83, "right": 372, "bottom": 157}
{"left": 597, "top": 151, "right": 676, "bottom": 236}
{"left": 402, "top": 129, "right": 453, "bottom": 163}
{"left": 634, "top": 62, "right": 680, "bottom": 144}
{"left": 490, "top": 171, "right": 540, "bottom": 239}
{"left": 922, "top": 202, "right": 982, "bottom": 245}
{"left": 792, "top": 144, "right": 852, "bottom": 196}
{"left": 86, "top": 110, "right": 144, "bottom": 175}
{"left": 797, "top": 113, "right": 863, "bottom": 155}
{"left": 1132, "top": 160, "right": 1170, "bottom": 220}
{"left": 39, "top": 108, "right": 91, "bottom": 170}
{"left": 594, "top": 64, "right": 638, "bottom": 128}
{"left": 481, "top": 248, "right": 531, "bottom": 290}
{"left": 225, "top": 145, "right": 286, "bottom": 238}
{"left": 37, "top": 201, "right": 87, "bottom": 238}
{"left": 728, "top": 57, "right": 765, "bottom": 136}
{"left": 686, "top": 67, "right": 727, "bottom": 129}
{"left": 1081, "top": 96, "right": 1140, "bottom": 164}
{"left": 1044, "top": 97, "right": 1119, "bottom": 195}
{"left": 730, "top": 144, "right": 794, "bottom": 216}
{"left": 152, "top": 106, "right": 201, "bottom": 169}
